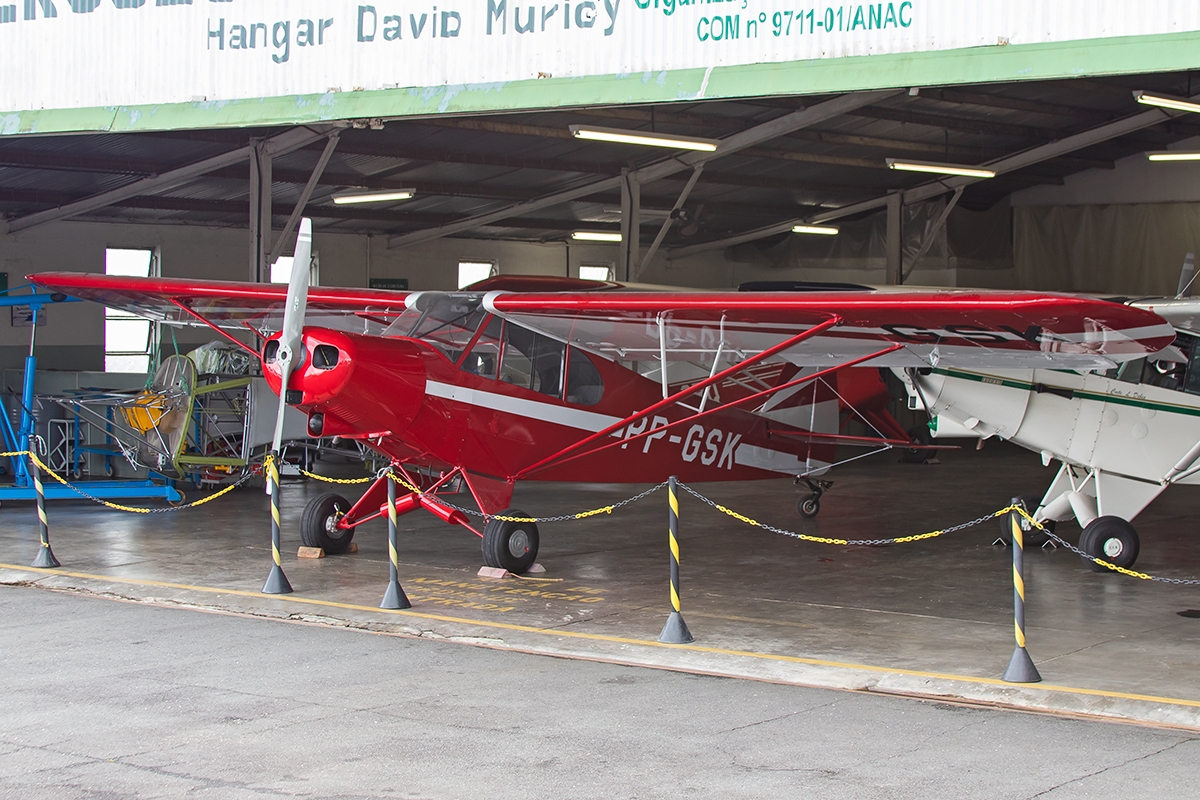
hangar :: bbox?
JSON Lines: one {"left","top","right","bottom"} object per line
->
{"left": 3, "top": 1, "right": 1200, "bottom": 728}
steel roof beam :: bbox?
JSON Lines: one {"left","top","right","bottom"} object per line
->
{"left": 669, "top": 100, "right": 1183, "bottom": 260}
{"left": 385, "top": 90, "right": 899, "bottom": 249}
{"left": 2, "top": 126, "right": 342, "bottom": 236}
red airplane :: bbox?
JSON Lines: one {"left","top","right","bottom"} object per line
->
{"left": 32, "top": 258, "right": 1174, "bottom": 574}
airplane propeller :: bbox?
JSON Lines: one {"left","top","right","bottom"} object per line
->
{"left": 262, "top": 217, "right": 312, "bottom": 595}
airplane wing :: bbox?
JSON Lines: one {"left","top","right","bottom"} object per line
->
{"left": 30, "top": 272, "right": 411, "bottom": 335}
{"left": 479, "top": 288, "right": 1175, "bottom": 370}
{"left": 30, "top": 272, "right": 1174, "bottom": 371}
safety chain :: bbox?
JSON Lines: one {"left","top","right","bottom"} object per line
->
{"left": 299, "top": 467, "right": 374, "bottom": 485}
{"left": 0, "top": 449, "right": 256, "bottom": 514}
{"left": 1011, "top": 507, "right": 1200, "bottom": 585}
{"left": 385, "top": 469, "right": 669, "bottom": 523}
{"left": 677, "top": 480, "right": 1003, "bottom": 546}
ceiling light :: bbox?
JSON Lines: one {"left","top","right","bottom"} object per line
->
{"left": 886, "top": 158, "right": 996, "bottom": 179}
{"left": 1146, "top": 151, "right": 1200, "bottom": 161}
{"left": 569, "top": 125, "right": 719, "bottom": 152}
{"left": 792, "top": 224, "right": 839, "bottom": 235}
{"left": 1133, "top": 91, "right": 1200, "bottom": 114}
{"left": 571, "top": 231, "right": 622, "bottom": 242}
{"left": 331, "top": 188, "right": 416, "bottom": 205}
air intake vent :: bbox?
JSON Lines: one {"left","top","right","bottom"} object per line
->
{"left": 263, "top": 340, "right": 280, "bottom": 363}
{"left": 312, "top": 344, "right": 340, "bottom": 370}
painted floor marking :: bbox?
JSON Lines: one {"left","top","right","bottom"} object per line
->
{"left": 4, "top": 561, "right": 1200, "bottom": 711}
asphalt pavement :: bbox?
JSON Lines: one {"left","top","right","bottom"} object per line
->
{"left": 1, "top": 584, "right": 1197, "bottom": 799}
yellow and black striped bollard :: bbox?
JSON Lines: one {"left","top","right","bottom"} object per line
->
{"left": 1003, "top": 499, "right": 1040, "bottom": 682}
{"left": 380, "top": 467, "right": 411, "bottom": 609}
{"left": 262, "top": 454, "right": 293, "bottom": 594}
{"left": 658, "top": 476, "right": 693, "bottom": 644}
{"left": 29, "top": 454, "right": 59, "bottom": 569}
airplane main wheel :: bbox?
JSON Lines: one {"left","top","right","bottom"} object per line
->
{"left": 301, "top": 492, "right": 354, "bottom": 554}
{"left": 899, "top": 425, "right": 933, "bottom": 464}
{"left": 797, "top": 495, "right": 820, "bottom": 518}
{"left": 482, "top": 510, "right": 539, "bottom": 574}
{"left": 1079, "top": 516, "right": 1139, "bottom": 572}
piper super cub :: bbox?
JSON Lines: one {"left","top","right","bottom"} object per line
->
{"left": 31, "top": 222, "right": 1175, "bottom": 573}
{"left": 896, "top": 274, "right": 1200, "bottom": 572}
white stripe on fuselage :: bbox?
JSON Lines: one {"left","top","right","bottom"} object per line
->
{"left": 426, "top": 379, "right": 812, "bottom": 476}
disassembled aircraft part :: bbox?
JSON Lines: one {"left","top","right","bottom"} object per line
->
{"left": 1078, "top": 516, "right": 1140, "bottom": 571}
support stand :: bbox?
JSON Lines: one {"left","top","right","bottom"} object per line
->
{"left": 262, "top": 454, "right": 293, "bottom": 594}
{"left": 658, "top": 476, "right": 693, "bottom": 644}
{"left": 380, "top": 468, "right": 411, "bottom": 609}
{"left": 1003, "top": 501, "right": 1041, "bottom": 683}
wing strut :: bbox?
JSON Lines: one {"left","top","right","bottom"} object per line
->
{"left": 512, "top": 315, "right": 841, "bottom": 480}
{"left": 169, "top": 299, "right": 261, "bottom": 357}
{"left": 517, "top": 343, "right": 902, "bottom": 479}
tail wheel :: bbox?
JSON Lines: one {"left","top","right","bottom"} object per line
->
{"left": 1079, "top": 516, "right": 1139, "bottom": 572}
{"left": 482, "top": 509, "right": 539, "bottom": 574}
{"left": 797, "top": 495, "right": 820, "bottom": 518}
{"left": 301, "top": 492, "right": 354, "bottom": 554}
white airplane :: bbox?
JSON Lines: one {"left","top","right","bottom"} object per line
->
{"left": 895, "top": 258, "right": 1200, "bottom": 571}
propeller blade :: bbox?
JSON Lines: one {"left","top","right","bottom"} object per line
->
{"left": 270, "top": 218, "right": 312, "bottom": 458}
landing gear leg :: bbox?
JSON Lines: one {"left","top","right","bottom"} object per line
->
{"left": 795, "top": 478, "right": 833, "bottom": 519}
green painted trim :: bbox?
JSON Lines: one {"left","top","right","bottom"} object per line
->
{"left": 933, "top": 367, "right": 1200, "bottom": 419}
{"left": 5, "top": 30, "right": 1200, "bottom": 136}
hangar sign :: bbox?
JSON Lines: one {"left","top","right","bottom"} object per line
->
{"left": 1, "top": 0, "right": 1199, "bottom": 116}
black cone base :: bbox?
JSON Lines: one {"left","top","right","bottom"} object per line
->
{"left": 381, "top": 581, "right": 411, "bottom": 610}
{"left": 1003, "top": 646, "right": 1042, "bottom": 683}
{"left": 262, "top": 565, "right": 293, "bottom": 595}
{"left": 31, "top": 545, "right": 59, "bottom": 569}
{"left": 658, "top": 611, "right": 694, "bottom": 644}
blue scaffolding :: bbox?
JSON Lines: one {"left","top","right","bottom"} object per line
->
{"left": 0, "top": 288, "right": 182, "bottom": 503}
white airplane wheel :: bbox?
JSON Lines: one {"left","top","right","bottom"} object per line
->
{"left": 482, "top": 510, "right": 539, "bottom": 574}
{"left": 1079, "top": 516, "right": 1139, "bottom": 572}
{"left": 301, "top": 492, "right": 354, "bottom": 554}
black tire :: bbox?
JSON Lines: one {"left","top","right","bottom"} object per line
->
{"left": 482, "top": 509, "right": 539, "bottom": 573}
{"left": 998, "top": 493, "right": 1053, "bottom": 547}
{"left": 1079, "top": 516, "right": 1139, "bottom": 572}
{"left": 797, "top": 495, "right": 820, "bottom": 518}
{"left": 301, "top": 492, "right": 354, "bottom": 554}
{"left": 899, "top": 425, "right": 933, "bottom": 464}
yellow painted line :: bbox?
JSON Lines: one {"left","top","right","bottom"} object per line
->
{"left": 5, "top": 561, "right": 1200, "bottom": 711}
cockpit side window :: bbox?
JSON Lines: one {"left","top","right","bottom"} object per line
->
{"left": 499, "top": 324, "right": 564, "bottom": 398}
{"left": 566, "top": 347, "right": 604, "bottom": 406}
{"left": 394, "top": 295, "right": 486, "bottom": 362}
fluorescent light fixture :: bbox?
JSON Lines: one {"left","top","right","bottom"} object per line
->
{"left": 569, "top": 125, "right": 719, "bottom": 152}
{"left": 331, "top": 188, "right": 415, "bottom": 205}
{"left": 571, "top": 230, "right": 622, "bottom": 242}
{"left": 1147, "top": 150, "right": 1200, "bottom": 162}
{"left": 886, "top": 158, "right": 996, "bottom": 179}
{"left": 1133, "top": 90, "right": 1200, "bottom": 114}
{"left": 792, "top": 224, "right": 839, "bottom": 236}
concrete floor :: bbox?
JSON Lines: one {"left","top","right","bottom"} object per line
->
{"left": 2, "top": 442, "right": 1200, "bottom": 729}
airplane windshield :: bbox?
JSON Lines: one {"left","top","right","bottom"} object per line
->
{"left": 386, "top": 294, "right": 487, "bottom": 361}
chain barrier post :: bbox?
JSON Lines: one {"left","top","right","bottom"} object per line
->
{"left": 1003, "top": 499, "right": 1041, "bottom": 683}
{"left": 658, "top": 476, "right": 693, "bottom": 644}
{"left": 28, "top": 453, "right": 59, "bottom": 569}
{"left": 380, "top": 467, "right": 411, "bottom": 609}
{"left": 261, "top": 454, "right": 293, "bottom": 594}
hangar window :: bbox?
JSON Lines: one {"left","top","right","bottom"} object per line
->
{"left": 104, "top": 248, "right": 158, "bottom": 373}
{"left": 499, "top": 324, "right": 564, "bottom": 398}
{"left": 458, "top": 261, "right": 496, "bottom": 289}
{"left": 579, "top": 265, "right": 613, "bottom": 282}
